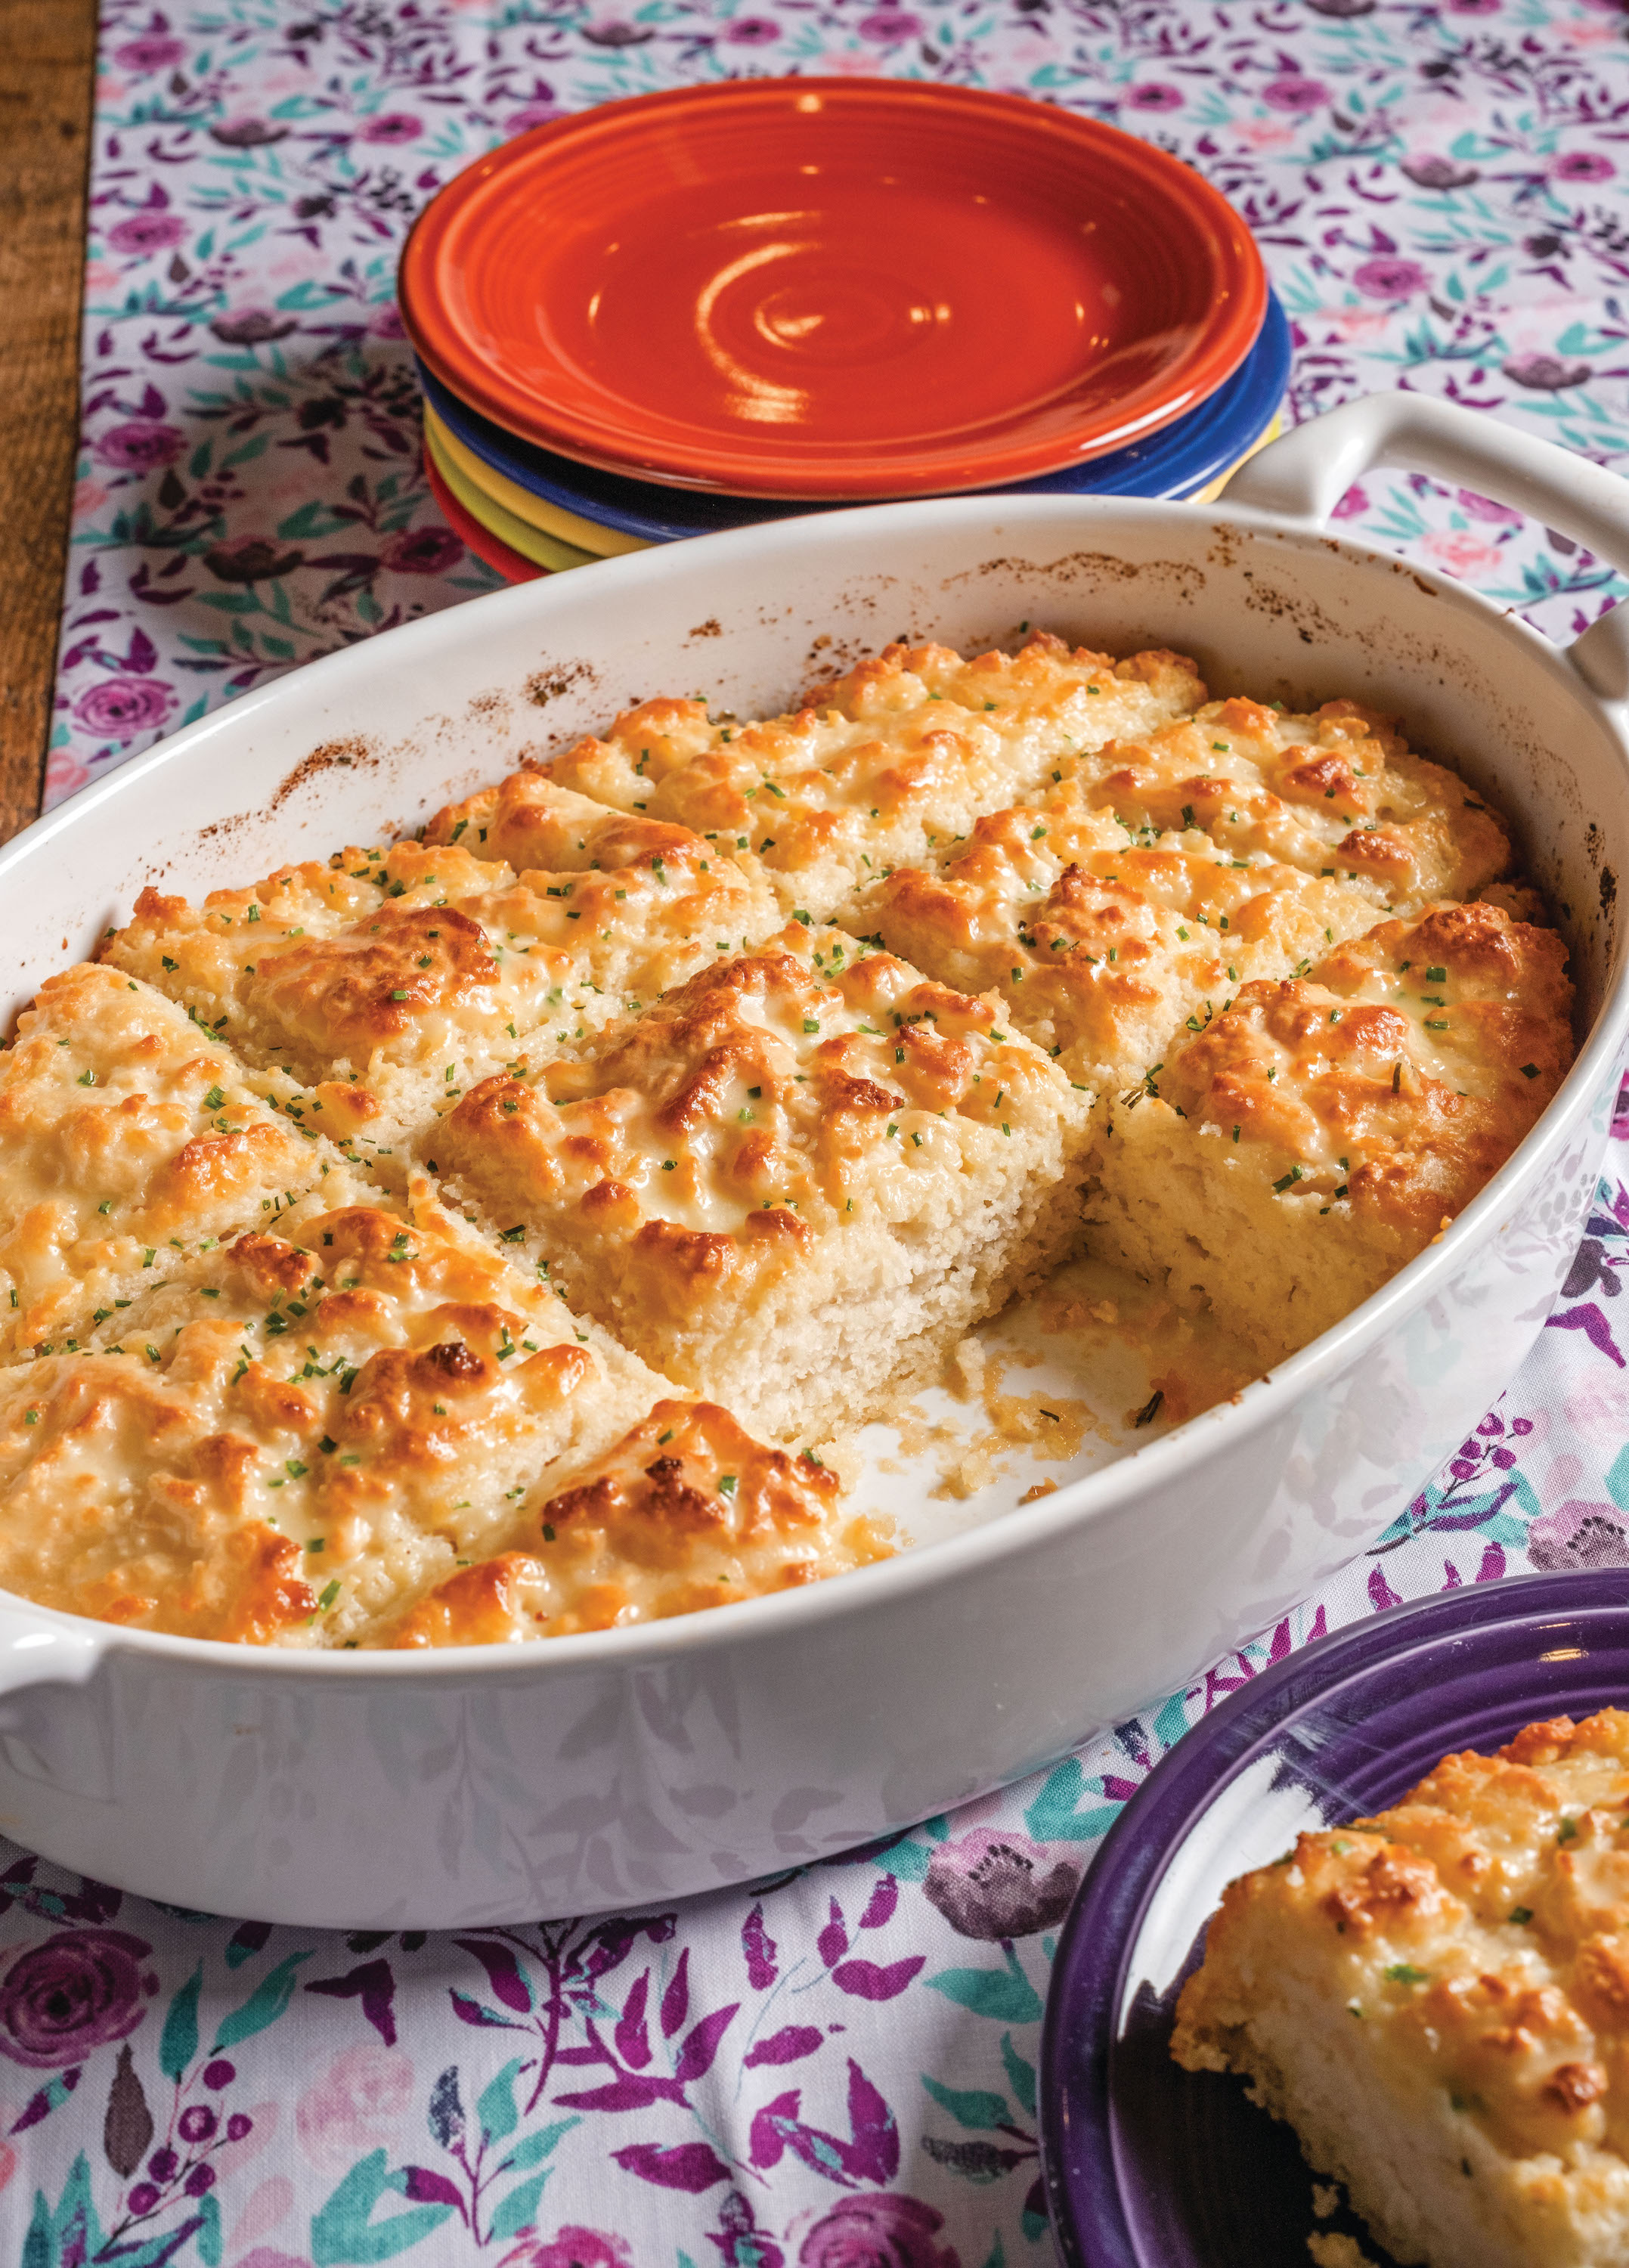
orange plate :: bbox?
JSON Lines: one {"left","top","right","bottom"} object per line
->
{"left": 398, "top": 79, "right": 1267, "bottom": 500}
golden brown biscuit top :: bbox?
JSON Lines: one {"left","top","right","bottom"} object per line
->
{"left": 438, "top": 922, "right": 1082, "bottom": 1248}
{"left": 0, "top": 964, "right": 348, "bottom": 1361}
{"left": 1149, "top": 900, "right": 1573, "bottom": 1235}
{"left": 537, "top": 635, "right": 1206, "bottom": 913}
{"left": 1063, "top": 696, "right": 1510, "bottom": 914}
{"left": 850, "top": 781, "right": 1382, "bottom": 1087}
{"left": 101, "top": 784, "right": 774, "bottom": 1081}
{"left": 0, "top": 1201, "right": 664, "bottom": 1644}
{"left": 387, "top": 1399, "right": 885, "bottom": 1644}
{"left": 1176, "top": 1711, "right": 1629, "bottom": 2166}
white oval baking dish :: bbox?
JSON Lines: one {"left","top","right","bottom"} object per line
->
{"left": 2, "top": 395, "right": 1627, "bottom": 1929}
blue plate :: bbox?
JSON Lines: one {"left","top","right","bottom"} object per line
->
{"left": 417, "top": 290, "right": 1292, "bottom": 544}
{"left": 1036, "top": 1572, "right": 1629, "bottom": 2268}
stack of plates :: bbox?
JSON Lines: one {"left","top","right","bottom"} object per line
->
{"left": 399, "top": 79, "right": 1284, "bottom": 582}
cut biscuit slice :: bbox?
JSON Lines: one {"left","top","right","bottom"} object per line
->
{"left": 1061, "top": 696, "right": 1512, "bottom": 915}
{"left": 842, "top": 776, "right": 1384, "bottom": 1096}
{"left": 0, "top": 1197, "right": 668, "bottom": 1645}
{"left": 431, "top": 922, "right": 1093, "bottom": 1442}
{"left": 0, "top": 963, "right": 370, "bottom": 1364}
{"left": 384, "top": 1399, "right": 893, "bottom": 1646}
{"left": 101, "top": 785, "right": 776, "bottom": 1138}
{"left": 538, "top": 633, "right": 1208, "bottom": 922}
{"left": 1085, "top": 900, "right": 1574, "bottom": 1365}
{"left": 1172, "top": 1709, "right": 1629, "bottom": 2268}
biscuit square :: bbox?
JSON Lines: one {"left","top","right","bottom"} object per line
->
{"left": 0, "top": 1195, "right": 668, "bottom": 1644}
{"left": 1086, "top": 900, "right": 1574, "bottom": 1363}
{"left": 386, "top": 1398, "right": 892, "bottom": 1646}
{"left": 843, "top": 775, "right": 1384, "bottom": 1095}
{"left": 1173, "top": 1709, "right": 1629, "bottom": 2268}
{"left": 0, "top": 964, "right": 367, "bottom": 1364}
{"left": 101, "top": 784, "right": 776, "bottom": 1139}
{"left": 1060, "top": 696, "right": 1512, "bottom": 915}
{"left": 539, "top": 634, "right": 1207, "bottom": 921}
{"left": 432, "top": 922, "right": 1093, "bottom": 1441}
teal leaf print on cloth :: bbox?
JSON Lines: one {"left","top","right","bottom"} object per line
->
{"left": 13, "top": 2, "right": 1629, "bottom": 2262}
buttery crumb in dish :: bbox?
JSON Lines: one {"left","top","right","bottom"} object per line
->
{"left": 432, "top": 920, "right": 1092, "bottom": 1442}
{"left": 0, "top": 963, "right": 367, "bottom": 1365}
{"left": 1088, "top": 899, "right": 1575, "bottom": 1365}
{"left": 537, "top": 634, "right": 1209, "bottom": 921}
{"left": 842, "top": 773, "right": 1384, "bottom": 1095}
{"left": 1172, "top": 1708, "right": 1629, "bottom": 2268}
{"left": 103, "top": 785, "right": 776, "bottom": 1138}
{"left": 386, "top": 1398, "right": 892, "bottom": 1646}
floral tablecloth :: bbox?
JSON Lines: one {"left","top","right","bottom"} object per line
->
{"left": 16, "top": 0, "right": 1629, "bottom": 2260}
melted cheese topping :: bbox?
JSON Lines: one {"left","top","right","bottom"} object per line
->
{"left": 1172, "top": 1712, "right": 1629, "bottom": 2264}
{"left": 102, "top": 785, "right": 776, "bottom": 1120}
{"left": 540, "top": 634, "right": 1207, "bottom": 920}
{"left": 0, "top": 1201, "right": 667, "bottom": 1644}
{"left": 386, "top": 1399, "right": 890, "bottom": 1644}
{"left": 1062, "top": 696, "right": 1511, "bottom": 915}
{"left": 0, "top": 965, "right": 364, "bottom": 1364}
{"left": 1151, "top": 899, "right": 1572, "bottom": 1232}
{"left": 844, "top": 776, "right": 1383, "bottom": 1093}
{"left": 433, "top": 923, "right": 1089, "bottom": 1433}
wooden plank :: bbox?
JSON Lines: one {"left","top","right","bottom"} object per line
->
{"left": 0, "top": 0, "right": 96, "bottom": 844}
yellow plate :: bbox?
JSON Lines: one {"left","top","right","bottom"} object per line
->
{"left": 424, "top": 419, "right": 603, "bottom": 573}
{"left": 425, "top": 408, "right": 649, "bottom": 559}
{"left": 1188, "top": 415, "right": 1282, "bottom": 504}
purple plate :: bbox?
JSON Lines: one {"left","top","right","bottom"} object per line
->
{"left": 1037, "top": 1572, "right": 1629, "bottom": 2267}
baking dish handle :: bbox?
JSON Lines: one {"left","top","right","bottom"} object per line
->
{"left": 1219, "top": 394, "right": 1629, "bottom": 702}
{"left": 0, "top": 1610, "right": 112, "bottom": 1799}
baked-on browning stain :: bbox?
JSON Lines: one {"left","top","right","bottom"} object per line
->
{"left": 1601, "top": 863, "right": 1618, "bottom": 917}
{"left": 268, "top": 735, "right": 378, "bottom": 814}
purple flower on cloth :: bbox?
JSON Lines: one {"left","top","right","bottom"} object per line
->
{"left": 509, "top": 102, "right": 565, "bottom": 132}
{"left": 1552, "top": 151, "right": 1615, "bottom": 184}
{"left": 106, "top": 212, "right": 187, "bottom": 257}
{"left": 1352, "top": 256, "right": 1428, "bottom": 299}
{"left": 857, "top": 11, "right": 923, "bottom": 40}
{"left": 1305, "top": 0, "right": 1373, "bottom": 14}
{"left": 726, "top": 17, "right": 782, "bottom": 42}
{"left": 1504, "top": 352, "right": 1591, "bottom": 391}
{"left": 382, "top": 525, "right": 464, "bottom": 576}
{"left": 203, "top": 535, "right": 306, "bottom": 584}
{"left": 1528, "top": 1500, "right": 1629, "bottom": 1573}
{"left": 93, "top": 420, "right": 184, "bottom": 474}
{"left": 0, "top": 1929, "right": 156, "bottom": 2068}
{"left": 1259, "top": 76, "right": 1328, "bottom": 111}
{"left": 1401, "top": 155, "right": 1480, "bottom": 191}
{"left": 799, "top": 2196, "right": 961, "bottom": 2268}
{"left": 209, "top": 119, "right": 289, "bottom": 147}
{"left": 1126, "top": 82, "right": 1184, "bottom": 111}
{"left": 496, "top": 2229, "right": 633, "bottom": 2268}
{"left": 72, "top": 677, "right": 175, "bottom": 741}
{"left": 112, "top": 36, "right": 185, "bottom": 71}
{"left": 210, "top": 310, "right": 299, "bottom": 345}
{"left": 361, "top": 113, "right": 423, "bottom": 144}
{"left": 923, "top": 1830, "right": 1079, "bottom": 1940}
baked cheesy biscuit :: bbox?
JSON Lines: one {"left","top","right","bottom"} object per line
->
{"left": 101, "top": 785, "right": 776, "bottom": 1136}
{"left": 539, "top": 634, "right": 1207, "bottom": 922}
{"left": 843, "top": 776, "right": 1383, "bottom": 1095}
{"left": 1172, "top": 1709, "right": 1629, "bottom": 2268}
{"left": 0, "top": 964, "right": 365, "bottom": 1365}
{"left": 432, "top": 922, "right": 1092, "bottom": 1441}
{"left": 1087, "top": 900, "right": 1573, "bottom": 1363}
{"left": 1061, "top": 696, "right": 1512, "bottom": 916}
{"left": 386, "top": 1399, "right": 892, "bottom": 1645}
{"left": 0, "top": 1198, "right": 668, "bottom": 1644}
